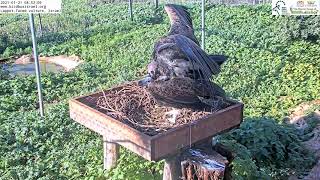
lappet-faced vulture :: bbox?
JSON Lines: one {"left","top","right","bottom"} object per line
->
{"left": 138, "top": 4, "right": 228, "bottom": 121}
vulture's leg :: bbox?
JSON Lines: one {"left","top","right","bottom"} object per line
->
{"left": 165, "top": 108, "right": 180, "bottom": 124}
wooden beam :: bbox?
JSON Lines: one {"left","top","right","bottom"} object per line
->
{"left": 103, "top": 136, "right": 120, "bottom": 170}
{"left": 163, "top": 155, "right": 181, "bottom": 180}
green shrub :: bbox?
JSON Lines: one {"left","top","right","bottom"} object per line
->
{"left": 218, "top": 118, "right": 315, "bottom": 179}
{"left": 282, "top": 16, "right": 320, "bottom": 42}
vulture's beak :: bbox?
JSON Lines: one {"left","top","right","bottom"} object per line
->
{"left": 137, "top": 75, "right": 153, "bottom": 87}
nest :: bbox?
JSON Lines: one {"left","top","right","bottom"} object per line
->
{"left": 96, "top": 82, "right": 230, "bottom": 136}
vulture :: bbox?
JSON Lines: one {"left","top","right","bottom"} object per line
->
{"left": 138, "top": 4, "right": 228, "bottom": 123}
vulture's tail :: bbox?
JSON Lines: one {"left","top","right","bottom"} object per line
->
{"left": 165, "top": 4, "right": 199, "bottom": 45}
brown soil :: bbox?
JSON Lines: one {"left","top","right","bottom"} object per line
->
{"left": 90, "top": 82, "right": 230, "bottom": 136}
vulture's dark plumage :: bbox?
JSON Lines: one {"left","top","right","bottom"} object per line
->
{"left": 139, "top": 4, "right": 228, "bottom": 111}
{"left": 147, "top": 77, "right": 226, "bottom": 109}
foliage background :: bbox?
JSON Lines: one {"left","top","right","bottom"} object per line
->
{"left": 0, "top": 1, "right": 319, "bottom": 179}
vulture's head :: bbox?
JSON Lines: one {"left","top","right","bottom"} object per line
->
{"left": 147, "top": 61, "right": 160, "bottom": 79}
{"left": 137, "top": 61, "right": 158, "bottom": 87}
{"left": 138, "top": 60, "right": 171, "bottom": 86}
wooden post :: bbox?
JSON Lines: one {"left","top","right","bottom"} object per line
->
{"left": 201, "top": 0, "right": 205, "bottom": 50}
{"left": 128, "top": 0, "right": 133, "bottom": 21}
{"left": 163, "top": 155, "right": 182, "bottom": 180}
{"left": 103, "top": 136, "right": 119, "bottom": 170}
{"left": 253, "top": 0, "right": 256, "bottom": 5}
{"left": 38, "top": 14, "right": 43, "bottom": 37}
{"left": 154, "top": 0, "right": 158, "bottom": 9}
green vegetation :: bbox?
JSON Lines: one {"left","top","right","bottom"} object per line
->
{"left": 218, "top": 118, "right": 315, "bottom": 179}
{"left": 1, "top": 1, "right": 319, "bottom": 179}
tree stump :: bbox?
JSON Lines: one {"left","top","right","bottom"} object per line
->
{"left": 103, "top": 136, "right": 119, "bottom": 170}
{"left": 212, "top": 143, "right": 235, "bottom": 180}
{"left": 181, "top": 148, "right": 229, "bottom": 180}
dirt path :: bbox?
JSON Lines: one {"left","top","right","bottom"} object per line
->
{"left": 288, "top": 100, "right": 320, "bottom": 180}
{"left": 302, "top": 111, "right": 320, "bottom": 180}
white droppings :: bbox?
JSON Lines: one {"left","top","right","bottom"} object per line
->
{"left": 165, "top": 109, "right": 180, "bottom": 123}
{"left": 187, "top": 149, "right": 226, "bottom": 170}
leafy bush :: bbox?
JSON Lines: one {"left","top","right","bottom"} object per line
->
{"left": 0, "top": 103, "right": 162, "bottom": 179}
{"left": 282, "top": 16, "right": 320, "bottom": 42}
{"left": 218, "top": 118, "right": 315, "bottom": 179}
{"left": 0, "top": 34, "right": 9, "bottom": 54}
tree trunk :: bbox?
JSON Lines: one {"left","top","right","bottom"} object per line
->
{"left": 181, "top": 148, "right": 229, "bottom": 180}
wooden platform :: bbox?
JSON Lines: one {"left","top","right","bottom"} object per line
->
{"left": 69, "top": 87, "right": 244, "bottom": 161}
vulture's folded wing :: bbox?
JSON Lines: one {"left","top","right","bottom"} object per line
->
{"left": 193, "top": 80, "right": 226, "bottom": 98}
{"left": 165, "top": 4, "right": 199, "bottom": 45}
{"left": 147, "top": 77, "right": 203, "bottom": 107}
{"left": 173, "top": 34, "right": 222, "bottom": 97}
{"left": 208, "top": 55, "right": 228, "bottom": 66}
{"left": 174, "top": 34, "right": 221, "bottom": 78}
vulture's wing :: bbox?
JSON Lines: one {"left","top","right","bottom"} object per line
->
{"left": 164, "top": 4, "right": 199, "bottom": 45}
{"left": 173, "top": 34, "right": 222, "bottom": 97}
{"left": 147, "top": 77, "right": 226, "bottom": 108}
{"left": 147, "top": 77, "right": 203, "bottom": 108}
{"left": 174, "top": 34, "right": 220, "bottom": 77}
{"left": 208, "top": 55, "right": 228, "bottom": 66}
{"left": 193, "top": 80, "right": 226, "bottom": 98}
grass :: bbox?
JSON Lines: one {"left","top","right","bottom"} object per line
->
{"left": 0, "top": 1, "right": 319, "bottom": 179}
